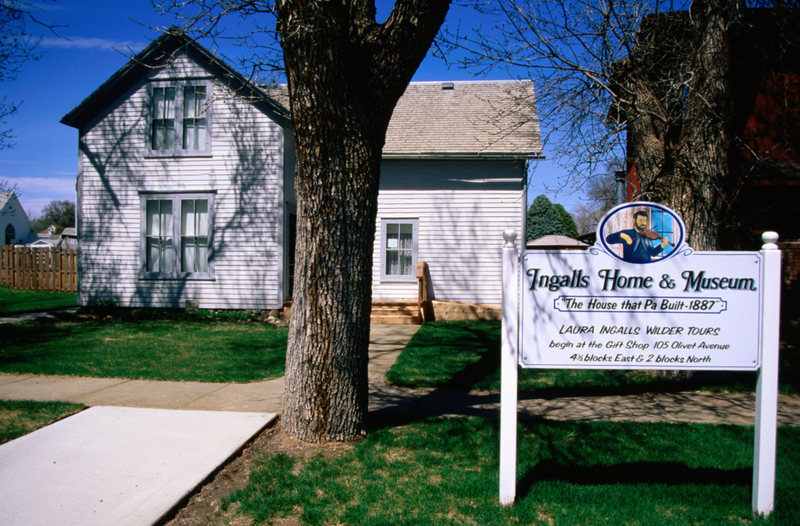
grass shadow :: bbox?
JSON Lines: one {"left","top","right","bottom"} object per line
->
{"left": 517, "top": 460, "right": 752, "bottom": 499}
{"left": 0, "top": 316, "right": 288, "bottom": 382}
{"left": 437, "top": 325, "right": 500, "bottom": 391}
{"left": 387, "top": 319, "right": 800, "bottom": 396}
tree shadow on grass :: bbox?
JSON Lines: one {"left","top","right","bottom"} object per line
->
{"left": 437, "top": 325, "right": 501, "bottom": 391}
{"left": 0, "top": 317, "right": 121, "bottom": 371}
{"left": 517, "top": 460, "right": 752, "bottom": 500}
{"left": 389, "top": 320, "right": 770, "bottom": 396}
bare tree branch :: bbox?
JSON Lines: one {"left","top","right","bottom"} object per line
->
{"left": 0, "top": 0, "right": 63, "bottom": 149}
{"left": 445, "top": 0, "right": 800, "bottom": 249}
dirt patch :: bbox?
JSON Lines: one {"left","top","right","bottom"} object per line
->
{"left": 162, "top": 419, "right": 354, "bottom": 526}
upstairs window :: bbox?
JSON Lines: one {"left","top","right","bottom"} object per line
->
{"left": 140, "top": 192, "right": 214, "bottom": 279}
{"left": 380, "top": 219, "right": 418, "bottom": 282}
{"left": 152, "top": 87, "right": 175, "bottom": 151}
{"left": 182, "top": 86, "right": 207, "bottom": 150}
{"left": 148, "top": 81, "right": 212, "bottom": 156}
{"left": 5, "top": 224, "right": 14, "bottom": 245}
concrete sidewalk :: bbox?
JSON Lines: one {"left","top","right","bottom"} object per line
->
{"left": 0, "top": 307, "right": 79, "bottom": 325}
{"left": 1, "top": 322, "right": 800, "bottom": 425}
{"left": 0, "top": 407, "right": 275, "bottom": 526}
{"left": 0, "top": 324, "right": 421, "bottom": 414}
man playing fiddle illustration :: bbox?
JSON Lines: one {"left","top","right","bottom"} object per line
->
{"left": 605, "top": 211, "right": 670, "bottom": 263}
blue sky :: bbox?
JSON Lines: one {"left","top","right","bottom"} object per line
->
{"left": 1, "top": 0, "right": 582, "bottom": 218}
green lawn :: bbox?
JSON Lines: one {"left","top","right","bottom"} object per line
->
{"left": 386, "top": 320, "right": 800, "bottom": 394}
{"left": 0, "top": 287, "right": 77, "bottom": 315}
{"left": 224, "top": 417, "right": 800, "bottom": 525}
{"left": 0, "top": 400, "right": 84, "bottom": 445}
{"left": 1, "top": 318, "right": 288, "bottom": 383}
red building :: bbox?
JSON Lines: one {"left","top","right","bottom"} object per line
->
{"left": 620, "top": 8, "right": 800, "bottom": 248}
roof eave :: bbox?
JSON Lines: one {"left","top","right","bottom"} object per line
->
{"left": 60, "top": 30, "right": 289, "bottom": 129}
{"left": 381, "top": 152, "right": 545, "bottom": 160}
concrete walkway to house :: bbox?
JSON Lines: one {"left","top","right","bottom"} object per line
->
{"left": 1, "top": 319, "right": 800, "bottom": 525}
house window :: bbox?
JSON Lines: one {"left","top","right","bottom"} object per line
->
{"left": 380, "top": 219, "right": 418, "bottom": 282}
{"left": 5, "top": 224, "right": 14, "bottom": 245}
{"left": 182, "top": 86, "right": 207, "bottom": 150}
{"left": 145, "top": 200, "right": 174, "bottom": 273}
{"left": 180, "top": 199, "right": 209, "bottom": 273}
{"left": 140, "top": 192, "right": 214, "bottom": 279}
{"left": 152, "top": 87, "right": 175, "bottom": 151}
{"left": 148, "top": 81, "right": 212, "bottom": 156}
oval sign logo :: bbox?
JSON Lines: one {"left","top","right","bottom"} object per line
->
{"left": 597, "top": 202, "right": 686, "bottom": 264}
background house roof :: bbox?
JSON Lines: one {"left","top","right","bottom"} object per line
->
{"left": 0, "top": 192, "right": 24, "bottom": 213}
{"left": 1, "top": 191, "right": 33, "bottom": 228}
{"left": 527, "top": 235, "right": 588, "bottom": 250}
{"left": 383, "top": 81, "right": 542, "bottom": 159}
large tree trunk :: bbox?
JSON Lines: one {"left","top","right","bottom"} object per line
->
{"left": 617, "top": 0, "right": 742, "bottom": 251}
{"left": 277, "top": 0, "right": 450, "bottom": 443}
{"left": 614, "top": 64, "right": 671, "bottom": 201}
{"left": 673, "top": 0, "right": 741, "bottom": 251}
{"left": 615, "top": 0, "right": 741, "bottom": 379}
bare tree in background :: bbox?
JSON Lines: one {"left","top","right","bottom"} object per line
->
{"left": 0, "top": 0, "right": 60, "bottom": 149}
{"left": 446, "top": 0, "right": 798, "bottom": 250}
{"left": 571, "top": 169, "right": 618, "bottom": 234}
{"left": 155, "top": 0, "right": 451, "bottom": 442}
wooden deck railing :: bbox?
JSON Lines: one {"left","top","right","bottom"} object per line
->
{"left": 0, "top": 246, "right": 78, "bottom": 293}
{"left": 417, "top": 260, "right": 430, "bottom": 323}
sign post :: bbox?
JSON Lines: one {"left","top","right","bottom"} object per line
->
{"left": 499, "top": 230, "right": 519, "bottom": 506}
{"left": 753, "top": 232, "right": 781, "bottom": 516}
{"left": 499, "top": 202, "right": 781, "bottom": 516}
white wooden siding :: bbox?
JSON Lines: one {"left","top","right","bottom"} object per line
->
{"left": 77, "top": 53, "right": 287, "bottom": 310}
{"left": 373, "top": 160, "right": 525, "bottom": 306}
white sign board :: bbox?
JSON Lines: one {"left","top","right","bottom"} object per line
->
{"left": 499, "top": 202, "right": 782, "bottom": 517}
{"left": 520, "top": 249, "right": 763, "bottom": 370}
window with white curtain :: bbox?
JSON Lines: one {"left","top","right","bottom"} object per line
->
{"left": 182, "top": 86, "right": 207, "bottom": 150}
{"left": 180, "top": 199, "right": 209, "bottom": 273}
{"left": 140, "top": 193, "right": 214, "bottom": 279}
{"left": 151, "top": 87, "right": 175, "bottom": 151}
{"left": 380, "top": 219, "right": 418, "bottom": 282}
{"left": 148, "top": 81, "right": 212, "bottom": 156}
{"left": 649, "top": 208, "right": 676, "bottom": 259}
{"left": 145, "top": 199, "right": 174, "bottom": 273}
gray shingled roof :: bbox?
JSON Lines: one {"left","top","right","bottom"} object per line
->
{"left": 266, "top": 80, "right": 542, "bottom": 159}
{"left": 384, "top": 81, "right": 541, "bottom": 158}
{"left": 62, "top": 30, "right": 540, "bottom": 159}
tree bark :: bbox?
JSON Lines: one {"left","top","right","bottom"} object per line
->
{"left": 615, "top": 1, "right": 742, "bottom": 251}
{"left": 277, "top": 0, "right": 450, "bottom": 442}
{"left": 674, "top": 0, "right": 740, "bottom": 250}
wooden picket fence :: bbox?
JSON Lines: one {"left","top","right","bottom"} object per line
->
{"left": 0, "top": 246, "right": 77, "bottom": 293}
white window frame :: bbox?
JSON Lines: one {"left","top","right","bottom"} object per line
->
{"left": 146, "top": 79, "right": 213, "bottom": 157}
{"left": 139, "top": 191, "right": 215, "bottom": 280}
{"left": 380, "top": 218, "right": 419, "bottom": 283}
